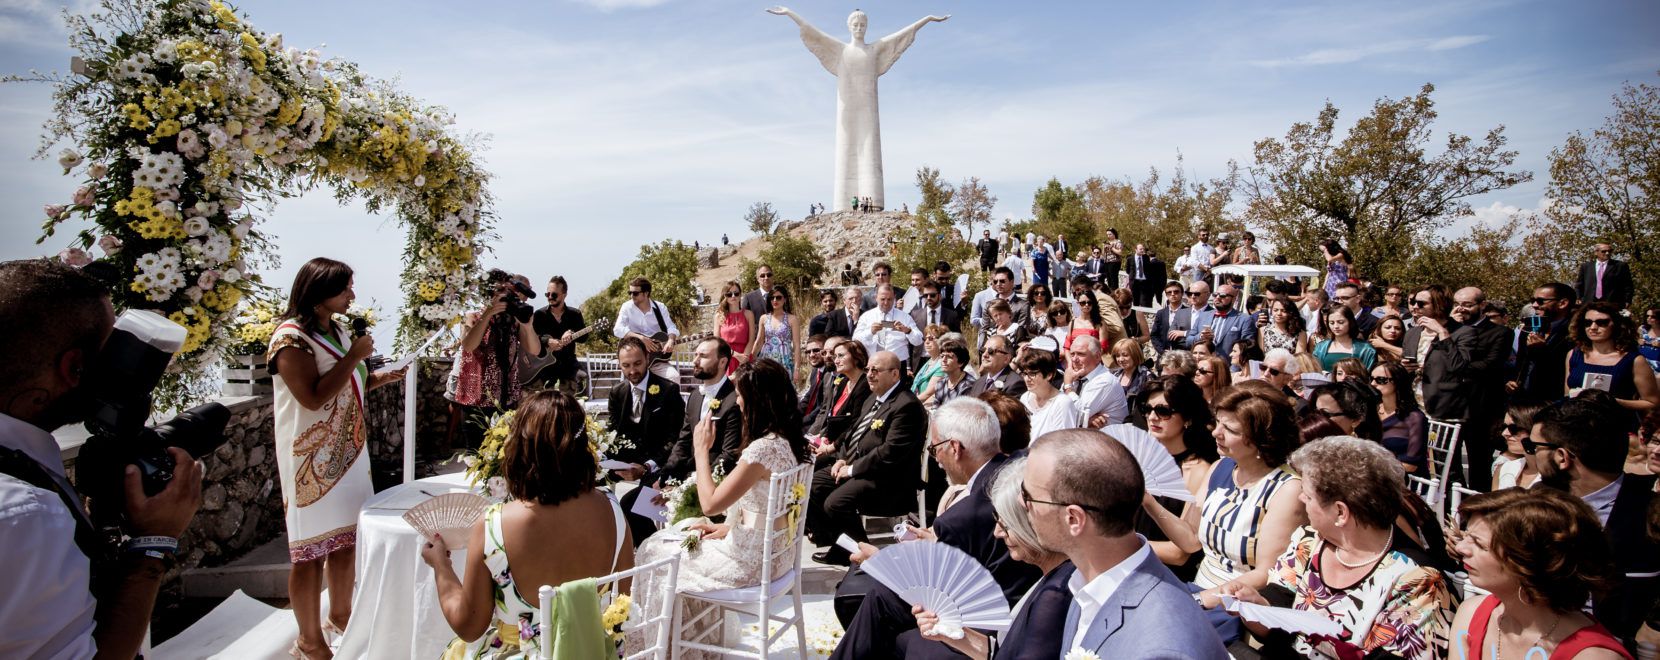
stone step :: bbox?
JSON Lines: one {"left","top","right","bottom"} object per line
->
{"left": 180, "top": 532, "right": 294, "bottom": 600}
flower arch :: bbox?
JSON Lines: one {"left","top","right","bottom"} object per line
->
{"left": 14, "top": 0, "right": 491, "bottom": 401}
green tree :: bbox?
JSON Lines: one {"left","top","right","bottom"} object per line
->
{"left": 745, "top": 201, "right": 779, "bottom": 236}
{"left": 1535, "top": 73, "right": 1660, "bottom": 305}
{"left": 738, "top": 232, "right": 829, "bottom": 306}
{"left": 1243, "top": 83, "right": 1531, "bottom": 283}
{"left": 949, "top": 176, "right": 996, "bottom": 239}
{"left": 1399, "top": 215, "right": 1564, "bottom": 308}
{"left": 581, "top": 239, "right": 699, "bottom": 342}
{"left": 1031, "top": 177, "right": 1097, "bottom": 248}
{"left": 915, "top": 165, "right": 956, "bottom": 216}
{"left": 1079, "top": 156, "right": 1240, "bottom": 264}
{"left": 893, "top": 207, "right": 975, "bottom": 283}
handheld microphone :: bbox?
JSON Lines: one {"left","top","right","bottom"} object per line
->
{"left": 352, "top": 317, "right": 368, "bottom": 339}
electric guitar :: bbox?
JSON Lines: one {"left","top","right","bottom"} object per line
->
{"left": 648, "top": 331, "right": 715, "bottom": 367}
{"left": 517, "top": 317, "right": 609, "bottom": 386}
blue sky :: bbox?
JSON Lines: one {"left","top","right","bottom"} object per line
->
{"left": 2, "top": 0, "right": 1657, "bottom": 322}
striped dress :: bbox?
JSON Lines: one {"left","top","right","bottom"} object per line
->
{"left": 1194, "top": 457, "right": 1300, "bottom": 589}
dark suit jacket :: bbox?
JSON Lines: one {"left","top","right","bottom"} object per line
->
{"left": 605, "top": 373, "right": 685, "bottom": 468}
{"left": 822, "top": 308, "right": 858, "bottom": 339}
{"left": 808, "top": 311, "right": 835, "bottom": 338}
{"left": 798, "top": 365, "right": 835, "bottom": 423}
{"left": 1123, "top": 254, "right": 1166, "bottom": 286}
{"left": 1578, "top": 258, "right": 1634, "bottom": 306}
{"left": 968, "top": 368, "right": 1028, "bottom": 399}
{"left": 1410, "top": 321, "right": 1474, "bottom": 420}
{"left": 992, "top": 561, "right": 1076, "bottom": 659}
{"left": 741, "top": 289, "right": 770, "bottom": 320}
{"left": 1059, "top": 548, "right": 1229, "bottom": 659}
{"left": 935, "top": 454, "right": 1043, "bottom": 609}
{"left": 659, "top": 380, "right": 742, "bottom": 482}
{"left": 1595, "top": 473, "right": 1660, "bottom": 643}
{"left": 1516, "top": 317, "right": 1571, "bottom": 401}
{"left": 841, "top": 387, "right": 928, "bottom": 488}
{"left": 1150, "top": 305, "right": 1185, "bottom": 353}
{"left": 909, "top": 303, "right": 961, "bottom": 335}
{"left": 811, "top": 374, "right": 871, "bottom": 442}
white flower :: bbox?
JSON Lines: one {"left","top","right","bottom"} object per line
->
{"left": 176, "top": 129, "right": 204, "bottom": 159}
{"left": 57, "top": 148, "right": 83, "bottom": 172}
{"left": 43, "top": 204, "right": 68, "bottom": 220}
{"left": 152, "top": 40, "right": 178, "bottom": 64}
{"left": 1064, "top": 650, "right": 1101, "bottom": 660}
{"left": 486, "top": 476, "right": 509, "bottom": 501}
{"left": 97, "top": 235, "right": 123, "bottom": 255}
{"left": 221, "top": 268, "right": 242, "bottom": 283}
{"left": 184, "top": 287, "right": 203, "bottom": 302}
{"left": 183, "top": 217, "right": 210, "bottom": 236}
{"left": 136, "top": 252, "right": 162, "bottom": 272}
{"left": 88, "top": 162, "right": 108, "bottom": 179}
{"left": 413, "top": 174, "right": 426, "bottom": 188}
{"left": 57, "top": 248, "right": 92, "bottom": 267}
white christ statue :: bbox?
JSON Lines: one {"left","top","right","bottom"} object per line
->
{"left": 768, "top": 6, "right": 949, "bottom": 213}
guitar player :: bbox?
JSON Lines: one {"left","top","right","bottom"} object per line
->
{"left": 611, "top": 276, "right": 682, "bottom": 382}
{"left": 529, "top": 274, "right": 590, "bottom": 396}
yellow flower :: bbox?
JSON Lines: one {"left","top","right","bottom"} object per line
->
{"left": 871, "top": 419, "right": 885, "bottom": 430}
{"left": 600, "top": 593, "right": 632, "bottom": 630}
{"left": 648, "top": 384, "right": 660, "bottom": 395}
{"left": 708, "top": 399, "right": 721, "bottom": 411}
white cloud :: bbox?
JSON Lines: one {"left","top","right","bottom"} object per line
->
{"left": 562, "top": 0, "right": 674, "bottom": 11}
{"left": 1251, "top": 35, "right": 1492, "bottom": 68}
{"left": 1427, "top": 34, "right": 1492, "bottom": 51}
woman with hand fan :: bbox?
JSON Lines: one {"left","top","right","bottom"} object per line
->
{"left": 421, "top": 390, "right": 634, "bottom": 658}
{"left": 911, "top": 456, "right": 1076, "bottom": 659}
{"left": 1135, "top": 376, "right": 1218, "bottom": 582}
{"left": 1221, "top": 437, "right": 1454, "bottom": 660}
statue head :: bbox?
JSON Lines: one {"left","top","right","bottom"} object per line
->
{"left": 847, "top": 9, "right": 868, "bottom": 42}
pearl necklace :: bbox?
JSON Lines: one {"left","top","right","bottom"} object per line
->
{"left": 1329, "top": 527, "right": 1393, "bottom": 569}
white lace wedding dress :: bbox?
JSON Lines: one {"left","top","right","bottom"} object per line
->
{"left": 627, "top": 433, "right": 803, "bottom": 657}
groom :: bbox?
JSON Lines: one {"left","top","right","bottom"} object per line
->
{"left": 618, "top": 337, "right": 743, "bottom": 545}
{"left": 1027, "top": 430, "right": 1227, "bottom": 659}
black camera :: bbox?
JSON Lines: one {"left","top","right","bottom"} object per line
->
{"left": 76, "top": 310, "right": 231, "bottom": 512}
{"left": 486, "top": 269, "right": 536, "bottom": 324}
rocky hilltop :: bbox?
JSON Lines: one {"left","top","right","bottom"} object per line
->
{"left": 695, "top": 209, "right": 912, "bottom": 296}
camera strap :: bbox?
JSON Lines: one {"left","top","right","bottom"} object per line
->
{"left": 0, "top": 446, "right": 112, "bottom": 568}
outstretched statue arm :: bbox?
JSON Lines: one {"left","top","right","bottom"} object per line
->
{"left": 767, "top": 6, "right": 844, "bottom": 75}
{"left": 874, "top": 14, "right": 949, "bottom": 75}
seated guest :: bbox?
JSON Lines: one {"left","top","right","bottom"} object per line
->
{"left": 799, "top": 333, "right": 835, "bottom": 425}
{"left": 1064, "top": 335, "right": 1130, "bottom": 427}
{"left": 921, "top": 336, "right": 976, "bottom": 411}
{"left": 1371, "top": 360, "right": 1428, "bottom": 475}
{"left": 969, "top": 335, "right": 1027, "bottom": 398}
{"left": 1258, "top": 348, "right": 1306, "bottom": 405}
{"left": 1451, "top": 487, "right": 1632, "bottom": 659}
{"left": 911, "top": 325, "right": 951, "bottom": 395}
{"left": 1025, "top": 430, "right": 1229, "bottom": 659}
{"left": 909, "top": 456, "right": 1076, "bottom": 659}
{"left": 423, "top": 391, "right": 635, "bottom": 657}
{"left": 1330, "top": 356, "right": 1368, "bottom": 384}
{"left": 1159, "top": 348, "right": 1198, "bottom": 379}
{"left": 979, "top": 391, "right": 1033, "bottom": 455}
{"left": 1018, "top": 347, "right": 1080, "bottom": 438}
{"left": 1492, "top": 399, "right": 1544, "bottom": 489}
{"left": 604, "top": 337, "right": 686, "bottom": 483}
{"left": 1224, "top": 436, "right": 1453, "bottom": 660}
{"left": 808, "top": 351, "right": 928, "bottom": 565}
{"left": 808, "top": 338, "right": 869, "bottom": 445}
{"left": 1309, "top": 380, "right": 1383, "bottom": 442}
{"left": 1192, "top": 383, "right": 1308, "bottom": 641}
{"left": 1137, "top": 376, "right": 1217, "bottom": 581}
{"left": 1195, "top": 354, "right": 1231, "bottom": 404}
{"left": 1044, "top": 300, "right": 1075, "bottom": 347}
{"left": 1532, "top": 393, "right": 1659, "bottom": 644}
{"left": 1109, "top": 337, "right": 1154, "bottom": 417}
{"left": 628, "top": 359, "right": 814, "bottom": 654}
{"left": 830, "top": 398, "right": 1040, "bottom": 641}
{"left": 978, "top": 299, "right": 1029, "bottom": 351}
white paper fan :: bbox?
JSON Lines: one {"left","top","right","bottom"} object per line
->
{"left": 1102, "top": 424, "right": 1195, "bottom": 503}
{"left": 1218, "top": 594, "right": 1343, "bottom": 637}
{"left": 861, "top": 541, "right": 1012, "bottom": 637}
{"left": 402, "top": 492, "right": 490, "bottom": 547}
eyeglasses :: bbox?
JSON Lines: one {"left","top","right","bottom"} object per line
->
{"left": 1583, "top": 318, "right": 1612, "bottom": 328}
{"left": 1146, "top": 404, "right": 1178, "bottom": 419}
{"left": 628, "top": 290, "right": 645, "bottom": 297}
{"left": 806, "top": 348, "right": 823, "bottom": 354}
{"left": 771, "top": 295, "right": 785, "bottom": 301}
{"left": 992, "top": 278, "right": 1010, "bottom": 285}
{"left": 923, "top": 293, "right": 938, "bottom": 299}
{"left": 1196, "top": 368, "right": 1214, "bottom": 376}
{"left": 1018, "top": 370, "right": 1043, "bottom": 378}
{"left": 1502, "top": 423, "right": 1528, "bottom": 435}
{"left": 1263, "top": 366, "right": 1284, "bottom": 377}
{"left": 981, "top": 348, "right": 1009, "bottom": 356}
{"left": 927, "top": 437, "right": 955, "bottom": 457}
{"left": 1186, "top": 290, "right": 1204, "bottom": 296}
{"left": 545, "top": 291, "right": 561, "bottom": 299}
{"left": 1521, "top": 439, "right": 1561, "bottom": 455}
{"left": 757, "top": 273, "right": 773, "bottom": 279}
{"left": 1020, "top": 483, "right": 1102, "bottom": 513}
{"left": 1215, "top": 293, "right": 1235, "bottom": 299}
{"left": 1077, "top": 298, "right": 1093, "bottom": 306}
{"left": 1370, "top": 376, "right": 1393, "bottom": 385}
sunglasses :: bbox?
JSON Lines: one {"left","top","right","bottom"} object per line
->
{"left": 1583, "top": 318, "right": 1612, "bottom": 328}
{"left": 1077, "top": 298, "right": 1093, "bottom": 306}
{"left": 628, "top": 290, "right": 645, "bottom": 297}
{"left": 1146, "top": 404, "right": 1178, "bottom": 419}
{"left": 1521, "top": 439, "right": 1561, "bottom": 455}
{"left": 1263, "top": 366, "right": 1284, "bottom": 377}
{"left": 806, "top": 348, "right": 823, "bottom": 354}
{"left": 757, "top": 273, "right": 773, "bottom": 278}
{"left": 1502, "top": 423, "right": 1528, "bottom": 435}
{"left": 993, "top": 279, "right": 1010, "bottom": 285}
{"left": 1186, "top": 290, "right": 1204, "bottom": 296}
{"left": 1370, "top": 376, "right": 1393, "bottom": 385}
{"left": 771, "top": 295, "right": 785, "bottom": 301}
{"left": 1318, "top": 409, "right": 1354, "bottom": 420}
{"left": 923, "top": 293, "right": 939, "bottom": 299}
{"left": 725, "top": 292, "right": 741, "bottom": 298}
{"left": 1409, "top": 299, "right": 1429, "bottom": 307}
{"left": 981, "top": 348, "right": 1009, "bottom": 356}
{"left": 1532, "top": 297, "right": 1556, "bottom": 305}
{"left": 1196, "top": 368, "right": 1214, "bottom": 376}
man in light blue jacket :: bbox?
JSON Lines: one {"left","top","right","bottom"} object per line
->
{"left": 1185, "top": 282, "right": 1257, "bottom": 358}
{"left": 1025, "top": 429, "right": 1228, "bottom": 659}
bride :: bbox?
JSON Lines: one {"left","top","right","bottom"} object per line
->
{"left": 629, "top": 358, "right": 812, "bottom": 655}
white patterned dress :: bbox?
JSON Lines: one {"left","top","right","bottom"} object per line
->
{"left": 627, "top": 434, "right": 803, "bottom": 656}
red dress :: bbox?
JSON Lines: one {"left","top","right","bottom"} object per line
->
{"left": 1463, "top": 595, "right": 1633, "bottom": 659}
{"left": 719, "top": 310, "right": 750, "bottom": 375}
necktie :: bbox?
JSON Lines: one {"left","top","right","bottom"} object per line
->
{"left": 632, "top": 386, "right": 645, "bottom": 421}
{"left": 849, "top": 401, "right": 883, "bottom": 445}
{"left": 1075, "top": 375, "right": 1088, "bottom": 393}
{"left": 1596, "top": 262, "right": 1606, "bottom": 299}
{"left": 930, "top": 308, "right": 938, "bottom": 325}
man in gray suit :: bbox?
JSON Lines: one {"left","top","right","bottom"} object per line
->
{"left": 1027, "top": 429, "right": 1228, "bottom": 659}
{"left": 742, "top": 264, "right": 774, "bottom": 319}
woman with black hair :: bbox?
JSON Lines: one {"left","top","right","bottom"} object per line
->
{"left": 1310, "top": 380, "right": 1384, "bottom": 441}
{"left": 1137, "top": 375, "right": 1217, "bottom": 580}
{"left": 1319, "top": 238, "right": 1352, "bottom": 299}
{"left": 1371, "top": 361, "right": 1428, "bottom": 474}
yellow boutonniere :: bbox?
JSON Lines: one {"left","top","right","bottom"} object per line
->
{"left": 708, "top": 399, "right": 721, "bottom": 411}
{"left": 871, "top": 419, "right": 886, "bottom": 430}
{"left": 648, "top": 384, "right": 660, "bottom": 395}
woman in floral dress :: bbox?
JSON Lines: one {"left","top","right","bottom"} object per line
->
{"left": 269, "top": 258, "right": 406, "bottom": 658}
{"left": 758, "top": 286, "right": 796, "bottom": 379}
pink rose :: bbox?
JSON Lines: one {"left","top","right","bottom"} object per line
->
{"left": 197, "top": 269, "right": 220, "bottom": 289}
{"left": 73, "top": 186, "right": 95, "bottom": 207}
{"left": 57, "top": 247, "right": 92, "bottom": 267}
{"left": 88, "top": 163, "right": 108, "bottom": 179}
{"left": 97, "top": 235, "right": 123, "bottom": 255}
{"left": 43, "top": 204, "right": 68, "bottom": 220}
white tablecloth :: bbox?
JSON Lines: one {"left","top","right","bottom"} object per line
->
{"left": 334, "top": 472, "right": 475, "bottom": 659}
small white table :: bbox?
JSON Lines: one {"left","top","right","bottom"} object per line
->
{"left": 334, "top": 472, "right": 475, "bottom": 659}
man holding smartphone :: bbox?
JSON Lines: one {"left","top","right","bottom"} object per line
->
{"left": 853, "top": 285, "right": 924, "bottom": 374}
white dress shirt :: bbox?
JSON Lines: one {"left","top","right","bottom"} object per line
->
{"left": 0, "top": 413, "right": 98, "bottom": 660}
{"left": 1189, "top": 241, "right": 1215, "bottom": 273}
{"left": 1067, "top": 539, "right": 1154, "bottom": 652}
{"left": 853, "top": 306, "right": 925, "bottom": 361}
{"left": 1001, "top": 254, "right": 1026, "bottom": 285}
{"left": 1074, "top": 363, "right": 1128, "bottom": 426}
{"left": 699, "top": 376, "right": 729, "bottom": 420}
{"left": 612, "top": 299, "right": 679, "bottom": 341}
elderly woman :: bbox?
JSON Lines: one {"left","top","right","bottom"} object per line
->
{"left": 424, "top": 391, "right": 635, "bottom": 657}
{"left": 1191, "top": 382, "right": 1308, "bottom": 644}
{"left": 1224, "top": 436, "right": 1453, "bottom": 659}
{"left": 1016, "top": 347, "right": 1079, "bottom": 437}
{"left": 911, "top": 323, "right": 952, "bottom": 396}
{"left": 1451, "top": 488, "right": 1631, "bottom": 659}
{"left": 1160, "top": 348, "right": 1198, "bottom": 379}
{"left": 910, "top": 456, "right": 1075, "bottom": 659}
{"left": 922, "top": 336, "right": 977, "bottom": 411}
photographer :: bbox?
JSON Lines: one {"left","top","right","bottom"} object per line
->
{"left": 453, "top": 269, "right": 543, "bottom": 411}
{"left": 0, "top": 258, "right": 203, "bottom": 659}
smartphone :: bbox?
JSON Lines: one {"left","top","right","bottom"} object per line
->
{"left": 1526, "top": 316, "right": 1543, "bottom": 334}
